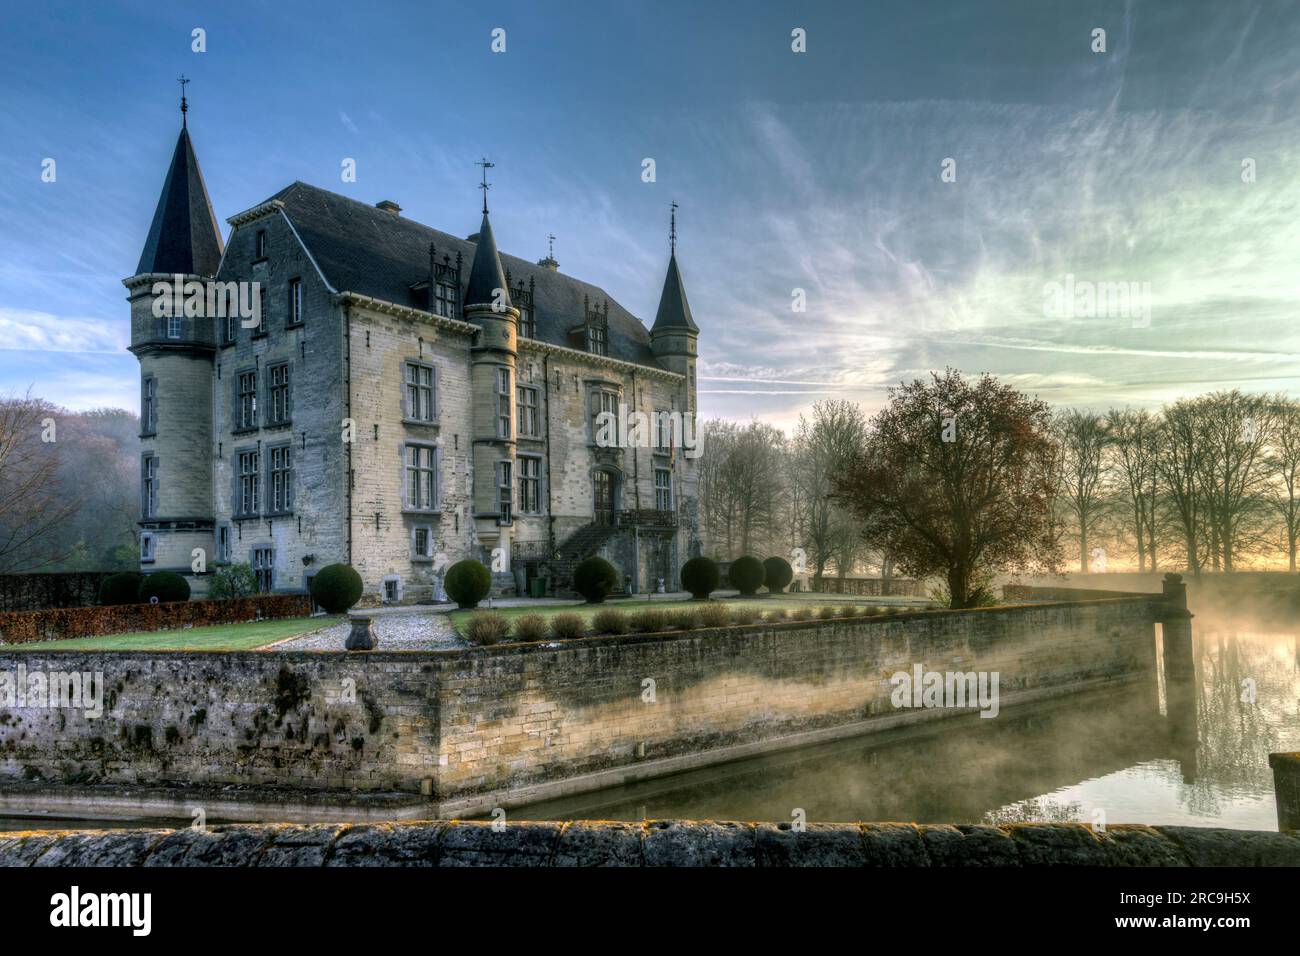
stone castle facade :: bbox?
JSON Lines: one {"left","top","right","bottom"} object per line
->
{"left": 126, "top": 115, "right": 701, "bottom": 602}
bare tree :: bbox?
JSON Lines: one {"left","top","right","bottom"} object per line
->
{"left": 1192, "top": 391, "right": 1275, "bottom": 572}
{"left": 792, "top": 400, "right": 868, "bottom": 586}
{"left": 1055, "top": 409, "right": 1111, "bottom": 572}
{"left": 1267, "top": 396, "right": 1300, "bottom": 571}
{"left": 0, "top": 391, "right": 76, "bottom": 573}
{"left": 1106, "top": 408, "right": 1162, "bottom": 572}
{"left": 1157, "top": 399, "right": 1208, "bottom": 575}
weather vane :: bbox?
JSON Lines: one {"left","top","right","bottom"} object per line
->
{"left": 178, "top": 75, "right": 190, "bottom": 128}
{"left": 476, "top": 157, "right": 494, "bottom": 214}
{"left": 670, "top": 200, "right": 678, "bottom": 254}
{"left": 547, "top": 233, "right": 556, "bottom": 259}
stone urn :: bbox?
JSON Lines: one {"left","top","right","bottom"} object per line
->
{"left": 345, "top": 614, "right": 377, "bottom": 651}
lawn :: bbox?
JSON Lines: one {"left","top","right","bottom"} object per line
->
{"left": 447, "top": 593, "right": 928, "bottom": 636}
{"left": 3, "top": 616, "right": 329, "bottom": 652}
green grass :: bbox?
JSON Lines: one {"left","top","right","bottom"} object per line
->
{"left": 448, "top": 594, "right": 927, "bottom": 636}
{"left": 3, "top": 617, "right": 328, "bottom": 652}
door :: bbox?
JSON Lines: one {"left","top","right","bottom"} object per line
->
{"left": 593, "top": 470, "right": 614, "bottom": 525}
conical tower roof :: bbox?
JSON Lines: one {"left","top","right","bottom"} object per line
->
{"left": 651, "top": 252, "right": 697, "bottom": 333}
{"left": 136, "top": 126, "right": 223, "bottom": 276}
{"left": 463, "top": 211, "right": 511, "bottom": 310}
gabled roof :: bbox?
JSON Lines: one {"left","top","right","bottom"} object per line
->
{"left": 464, "top": 211, "right": 510, "bottom": 310}
{"left": 136, "top": 127, "right": 224, "bottom": 277}
{"left": 262, "top": 182, "right": 663, "bottom": 367}
{"left": 652, "top": 252, "right": 698, "bottom": 333}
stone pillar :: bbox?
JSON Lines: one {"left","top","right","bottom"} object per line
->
{"left": 346, "top": 614, "right": 377, "bottom": 651}
{"left": 1268, "top": 752, "right": 1300, "bottom": 832}
{"left": 1158, "top": 573, "right": 1197, "bottom": 778}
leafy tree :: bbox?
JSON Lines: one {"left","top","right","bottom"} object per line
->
{"left": 833, "top": 369, "right": 1061, "bottom": 608}
{"left": 209, "top": 562, "right": 258, "bottom": 600}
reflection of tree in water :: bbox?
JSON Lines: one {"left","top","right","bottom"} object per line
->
{"left": 1181, "top": 627, "right": 1298, "bottom": 818}
{"left": 983, "top": 797, "right": 1085, "bottom": 825}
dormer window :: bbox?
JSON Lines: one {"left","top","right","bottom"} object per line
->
{"left": 512, "top": 276, "right": 536, "bottom": 338}
{"left": 587, "top": 325, "right": 606, "bottom": 356}
{"left": 434, "top": 280, "right": 457, "bottom": 318}
{"left": 580, "top": 296, "right": 609, "bottom": 356}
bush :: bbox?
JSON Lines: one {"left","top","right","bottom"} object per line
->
{"left": 0, "top": 594, "right": 312, "bottom": 645}
{"left": 763, "top": 556, "right": 794, "bottom": 594}
{"left": 764, "top": 608, "right": 788, "bottom": 623}
{"left": 549, "top": 613, "right": 586, "bottom": 640}
{"left": 788, "top": 606, "right": 812, "bottom": 621}
{"left": 465, "top": 612, "right": 510, "bottom": 645}
{"left": 573, "top": 557, "right": 619, "bottom": 604}
{"left": 731, "top": 606, "right": 760, "bottom": 625}
{"left": 138, "top": 572, "right": 190, "bottom": 604}
{"left": 680, "top": 556, "right": 720, "bottom": 600}
{"left": 98, "top": 572, "right": 143, "bottom": 606}
{"left": 445, "top": 559, "right": 492, "bottom": 609}
{"left": 309, "top": 564, "right": 363, "bottom": 614}
{"left": 697, "top": 603, "right": 732, "bottom": 628}
{"left": 630, "top": 608, "right": 667, "bottom": 633}
{"left": 838, "top": 605, "right": 858, "bottom": 619}
{"left": 591, "top": 608, "right": 629, "bottom": 635}
{"left": 817, "top": 605, "right": 837, "bottom": 620}
{"left": 728, "top": 556, "right": 765, "bottom": 596}
{"left": 512, "top": 613, "right": 548, "bottom": 643}
{"left": 209, "top": 563, "right": 257, "bottom": 600}
{"left": 667, "top": 607, "right": 700, "bottom": 630}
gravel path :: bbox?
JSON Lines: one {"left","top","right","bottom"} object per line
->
{"left": 267, "top": 607, "right": 464, "bottom": 651}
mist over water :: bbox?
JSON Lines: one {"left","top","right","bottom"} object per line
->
{"left": 513, "top": 588, "right": 1300, "bottom": 830}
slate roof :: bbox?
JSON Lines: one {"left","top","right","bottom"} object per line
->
{"left": 463, "top": 211, "right": 510, "bottom": 309}
{"left": 136, "top": 128, "right": 224, "bottom": 277}
{"left": 652, "top": 252, "right": 698, "bottom": 333}
{"left": 265, "top": 181, "right": 669, "bottom": 368}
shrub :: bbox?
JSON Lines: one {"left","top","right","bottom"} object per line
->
{"left": 728, "top": 556, "right": 765, "bottom": 596}
{"left": 445, "top": 559, "right": 492, "bottom": 609}
{"left": 138, "top": 572, "right": 191, "bottom": 604}
{"left": 666, "top": 607, "right": 700, "bottom": 630}
{"left": 512, "top": 613, "right": 548, "bottom": 643}
{"left": 817, "top": 605, "right": 837, "bottom": 620}
{"left": 591, "top": 608, "right": 629, "bottom": 635}
{"left": 680, "top": 556, "right": 720, "bottom": 600}
{"left": 0, "top": 595, "right": 312, "bottom": 645}
{"left": 763, "top": 556, "right": 794, "bottom": 594}
{"left": 309, "top": 564, "right": 363, "bottom": 614}
{"left": 731, "top": 606, "right": 760, "bottom": 625}
{"left": 209, "top": 563, "right": 257, "bottom": 600}
{"left": 764, "top": 608, "right": 788, "bottom": 623}
{"left": 788, "top": 606, "right": 812, "bottom": 621}
{"left": 549, "top": 613, "right": 586, "bottom": 640}
{"left": 838, "top": 605, "right": 858, "bottom": 619}
{"left": 465, "top": 612, "right": 510, "bottom": 645}
{"left": 630, "top": 608, "right": 667, "bottom": 633}
{"left": 697, "top": 603, "right": 732, "bottom": 628}
{"left": 98, "top": 572, "right": 143, "bottom": 606}
{"left": 573, "top": 557, "right": 619, "bottom": 604}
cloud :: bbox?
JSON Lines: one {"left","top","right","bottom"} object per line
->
{"left": 0, "top": 308, "right": 126, "bottom": 354}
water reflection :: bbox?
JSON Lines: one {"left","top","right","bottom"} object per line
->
{"left": 513, "top": 624, "right": 1300, "bottom": 831}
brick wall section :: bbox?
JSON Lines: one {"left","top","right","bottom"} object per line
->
{"left": 0, "top": 599, "right": 1158, "bottom": 799}
{"left": 2, "top": 821, "right": 1296, "bottom": 867}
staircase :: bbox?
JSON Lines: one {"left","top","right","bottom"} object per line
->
{"left": 545, "top": 521, "right": 621, "bottom": 596}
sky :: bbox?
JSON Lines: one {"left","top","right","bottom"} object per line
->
{"left": 2, "top": 0, "right": 1300, "bottom": 433}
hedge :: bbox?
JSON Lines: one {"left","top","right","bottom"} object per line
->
{"left": 0, "top": 572, "right": 116, "bottom": 612}
{"left": 0, "top": 594, "right": 313, "bottom": 646}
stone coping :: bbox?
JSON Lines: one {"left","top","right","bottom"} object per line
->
{"left": 1, "top": 821, "right": 1296, "bottom": 867}
{"left": 0, "top": 595, "right": 1161, "bottom": 659}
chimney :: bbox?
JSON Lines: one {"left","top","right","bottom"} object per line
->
{"left": 376, "top": 200, "right": 402, "bottom": 215}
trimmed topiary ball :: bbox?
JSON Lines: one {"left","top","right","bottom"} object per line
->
{"left": 445, "top": 559, "right": 492, "bottom": 609}
{"left": 729, "top": 555, "right": 765, "bottom": 596}
{"left": 680, "top": 556, "right": 720, "bottom": 600}
{"left": 310, "top": 563, "right": 363, "bottom": 614}
{"left": 763, "top": 556, "right": 794, "bottom": 594}
{"left": 99, "top": 572, "right": 143, "bottom": 606}
{"left": 573, "top": 556, "right": 619, "bottom": 603}
{"left": 137, "top": 572, "right": 191, "bottom": 604}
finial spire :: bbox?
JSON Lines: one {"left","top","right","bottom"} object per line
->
{"left": 178, "top": 75, "right": 190, "bottom": 129}
{"left": 547, "top": 233, "right": 556, "bottom": 259}
{"left": 476, "top": 157, "right": 494, "bottom": 214}
{"left": 670, "top": 200, "right": 678, "bottom": 255}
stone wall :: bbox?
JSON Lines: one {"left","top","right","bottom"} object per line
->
{"left": 4, "top": 820, "right": 1297, "bottom": 867}
{"left": 0, "top": 599, "right": 1159, "bottom": 809}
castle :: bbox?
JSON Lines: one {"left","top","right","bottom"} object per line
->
{"left": 126, "top": 106, "right": 701, "bottom": 602}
